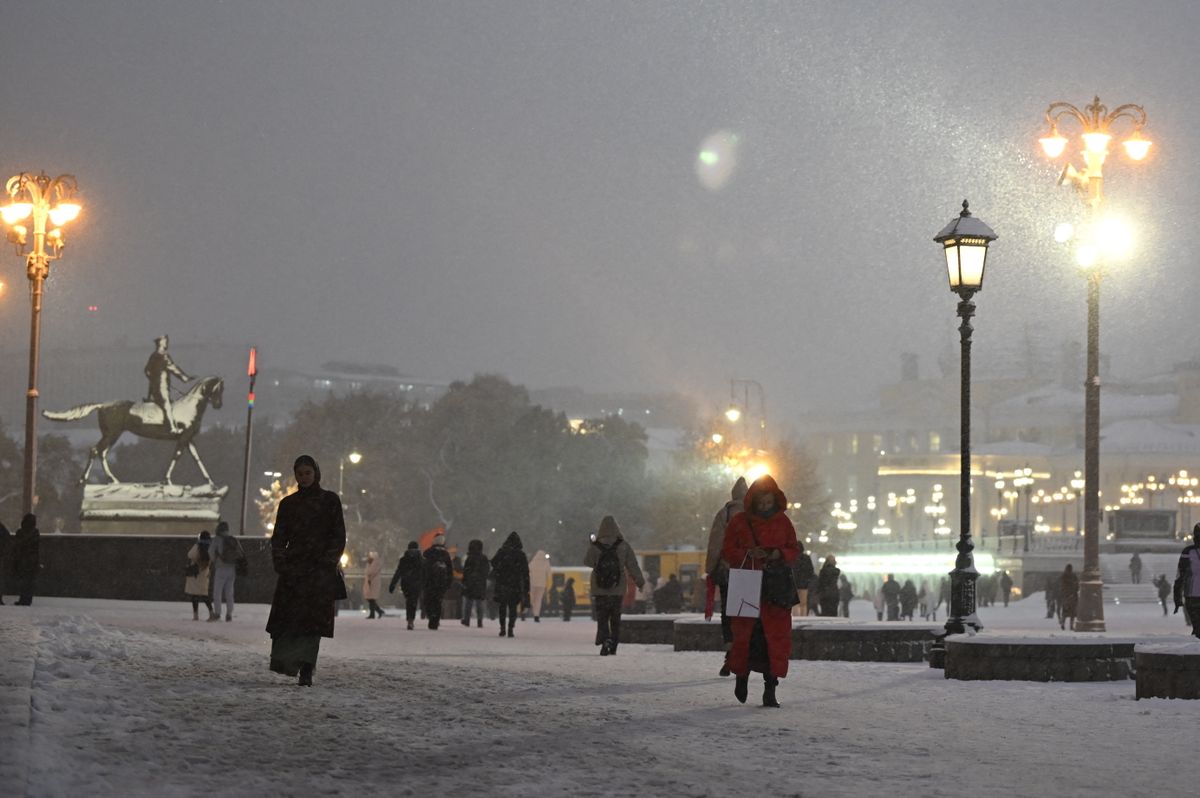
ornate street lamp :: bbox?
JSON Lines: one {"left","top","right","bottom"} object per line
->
{"left": 929, "top": 200, "right": 997, "bottom": 667}
{"left": 0, "top": 172, "right": 82, "bottom": 514}
{"left": 1038, "top": 96, "right": 1151, "bottom": 632}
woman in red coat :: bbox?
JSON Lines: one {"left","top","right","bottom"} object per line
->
{"left": 721, "top": 474, "right": 799, "bottom": 708}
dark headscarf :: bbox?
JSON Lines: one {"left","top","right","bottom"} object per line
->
{"left": 293, "top": 454, "right": 321, "bottom": 489}
{"left": 20, "top": 513, "right": 37, "bottom": 531}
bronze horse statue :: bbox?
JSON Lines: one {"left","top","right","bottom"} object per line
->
{"left": 43, "top": 376, "right": 225, "bottom": 485}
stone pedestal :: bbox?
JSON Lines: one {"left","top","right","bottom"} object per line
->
{"left": 80, "top": 483, "right": 228, "bottom": 536}
{"left": 1135, "top": 641, "right": 1200, "bottom": 699}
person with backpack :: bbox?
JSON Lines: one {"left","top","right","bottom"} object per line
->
{"left": 585, "top": 515, "right": 645, "bottom": 656}
{"left": 209, "top": 521, "right": 243, "bottom": 622}
{"left": 388, "top": 541, "right": 424, "bottom": 630}
{"left": 184, "top": 530, "right": 214, "bottom": 621}
{"left": 422, "top": 534, "right": 454, "bottom": 630}
{"left": 267, "top": 454, "right": 347, "bottom": 687}
{"left": 706, "top": 476, "right": 748, "bottom": 676}
{"left": 720, "top": 475, "right": 799, "bottom": 708}
{"left": 363, "top": 551, "right": 386, "bottom": 619}
{"left": 491, "top": 531, "right": 531, "bottom": 638}
{"left": 461, "top": 539, "right": 490, "bottom": 628}
{"left": 561, "top": 577, "right": 577, "bottom": 621}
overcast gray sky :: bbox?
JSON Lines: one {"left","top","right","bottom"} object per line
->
{"left": 0, "top": 1, "right": 1196, "bottom": 428}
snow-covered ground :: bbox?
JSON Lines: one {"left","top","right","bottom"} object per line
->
{"left": 2, "top": 595, "right": 1197, "bottom": 797}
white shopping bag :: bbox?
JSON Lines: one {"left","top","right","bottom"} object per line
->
{"left": 726, "top": 567, "right": 762, "bottom": 618}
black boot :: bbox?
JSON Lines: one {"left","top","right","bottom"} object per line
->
{"left": 762, "top": 678, "right": 780, "bottom": 708}
{"left": 734, "top": 675, "right": 748, "bottom": 704}
{"left": 298, "top": 663, "right": 314, "bottom": 687}
{"left": 507, "top": 624, "right": 515, "bottom": 638}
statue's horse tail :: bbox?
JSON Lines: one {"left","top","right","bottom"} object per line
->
{"left": 43, "top": 403, "right": 107, "bottom": 422}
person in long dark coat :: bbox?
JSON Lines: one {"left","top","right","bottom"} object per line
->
{"left": 561, "top": 577, "right": 577, "bottom": 621}
{"left": 1060, "top": 563, "right": 1080, "bottom": 631}
{"left": 816, "top": 556, "right": 841, "bottom": 617}
{"left": 421, "top": 534, "right": 454, "bottom": 630}
{"left": 389, "top": 541, "right": 424, "bottom": 630}
{"left": 899, "top": 579, "right": 918, "bottom": 621}
{"left": 266, "top": 455, "right": 346, "bottom": 686}
{"left": 12, "top": 514, "right": 40, "bottom": 606}
{"left": 461, "top": 539, "right": 490, "bottom": 628}
{"left": 0, "top": 521, "right": 10, "bottom": 605}
{"left": 491, "top": 531, "right": 530, "bottom": 638}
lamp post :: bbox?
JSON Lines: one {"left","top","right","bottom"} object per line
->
{"left": 728, "top": 378, "right": 767, "bottom": 449}
{"left": 1039, "top": 96, "right": 1151, "bottom": 632}
{"left": 338, "top": 451, "right": 363, "bottom": 496}
{"left": 929, "top": 200, "right": 997, "bottom": 667}
{"left": 0, "top": 172, "right": 82, "bottom": 515}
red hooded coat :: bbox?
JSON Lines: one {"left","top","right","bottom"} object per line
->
{"left": 721, "top": 475, "right": 799, "bottom": 678}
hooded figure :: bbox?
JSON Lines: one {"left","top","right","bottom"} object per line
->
{"left": 363, "top": 551, "right": 386, "bottom": 619}
{"left": 584, "top": 516, "right": 645, "bottom": 656}
{"left": 491, "top": 532, "right": 530, "bottom": 637}
{"left": 461, "top": 539, "right": 490, "bottom": 628}
{"left": 527, "top": 549, "right": 552, "bottom": 621}
{"left": 185, "top": 530, "right": 214, "bottom": 620}
{"left": 707, "top": 477, "right": 749, "bottom": 675}
{"left": 720, "top": 475, "right": 798, "bottom": 708}
{"left": 817, "top": 556, "right": 842, "bottom": 617}
{"left": 389, "top": 541, "right": 424, "bottom": 629}
{"left": 422, "top": 534, "right": 454, "bottom": 630}
{"left": 12, "top": 514, "right": 40, "bottom": 606}
{"left": 266, "top": 455, "right": 347, "bottom": 686}
{"left": 1060, "top": 563, "right": 1080, "bottom": 630}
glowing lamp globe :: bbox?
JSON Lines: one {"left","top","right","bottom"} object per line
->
{"left": 934, "top": 200, "right": 998, "bottom": 296}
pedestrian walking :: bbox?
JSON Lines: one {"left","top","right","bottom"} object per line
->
{"left": 999, "top": 570, "right": 1014, "bottom": 607}
{"left": 918, "top": 581, "right": 930, "bottom": 620}
{"left": 872, "top": 582, "right": 885, "bottom": 621}
{"left": 791, "top": 542, "right": 815, "bottom": 618}
{"left": 528, "top": 549, "right": 551, "bottom": 622}
{"left": 461, "top": 539, "right": 490, "bottom": 627}
{"left": 1130, "top": 552, "right": 1143, "bottom": 585}
{"left": 720, "top": 475, "right": 798, "bottom": 708}
{"left": 706, "top": 476, "right": 748, "bottom": 676}
{"left": 1173, "top": 524, "right": 1200, "bottom": 638}
{"left": 838, "top": 575, "right": 854, "bottom": 618}
{"left": 816, "top": 556, "right": 841, "bottom": 617}
{"left": 422, "top": 534, "right": 454, "bottom": 630}
{"left": 266, "top": 454, "right": 347, "bottom": 686}
{"left": 1060, "top": 564, "right": 1079, "bottom": 631}
{"left": 899, "top": 579, "right": 918, "bottom": 621}
{"left": 1044, "top": 573, "right": 1060, "bottom": 620}
{"left": 561, "top": 577, "right": 577, "bottom": 621}
{"left": 654, "top": 573, "right": 684, "bottom": 613}
{"left": 1154, "top": 573, "right": 1171, "bottom": 617}
{"left": 881, "top": 574, "right": 901, "bottom": 621}
{"left": 585, "top": 515, "right": 645, "bottom": 656}
{"left": 491, "top": 531, "right": 530, "bottom": 637}
{"left": 184, "top": 530, "right": 214, "bottom": 621}
{"left": 388, "top": 541, "right": 424, "bottom": 630}
{"left": 363, "top": 551, "right": 386, "bottom": 619}
{"left": 209, "top": 521, "right": 243, "bottom": 622}
{"left": 12, "top": 514, "right": 41, "bottom": 606}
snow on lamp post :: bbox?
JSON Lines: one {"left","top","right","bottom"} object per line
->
{"left": 929, "top": 200, "right": 997, "bottom": 668}
{"left": 0, "top": 172, "right": 82, "bottom": 514}
{"left": 1039, "top": 96, "right": 1151, "bottom": 633}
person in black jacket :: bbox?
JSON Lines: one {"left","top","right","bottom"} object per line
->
{"left": 422, "top": 535, "right": 454, "bottom": 630}
{"left": 816, "top": 556, "right": 841, "bottom": 617}
{"left": 899, "top": 579, "right": 918, "bottom": 621}
{"left": 1173, "top": 524, "right": 1200, "bottom": 636}
{"left": 461, "top": 539, "right": 490, "bottom": 628}
{"left": 12, "top": 514, "right": 41, "bottom": 606}
{"left": 1154, "top": 573, "right": 1171, "bottom": 617}
{"left": 881, "top": 573, "right": 901, "bottom": 621}
{"left": 491, "top": 531, "right": 531, "bottom": 638}
{"left": 0, "top": 521, "right": 10, "bottom": 605}
{"left": 389, "top": 541, "right": 424, "bottom": 630}
{"left": 561, "top": 577, "right": 577, "bottom": 621}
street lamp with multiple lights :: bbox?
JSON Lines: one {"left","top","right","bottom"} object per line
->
{"left": 0, "top": 172, "right": 82, "bottom": 515}
{"left": 929, "top": 200, "right": 998, "bottom": 666}
{"left": 1038, "top": 96, "right": 1152, "bottom": 633}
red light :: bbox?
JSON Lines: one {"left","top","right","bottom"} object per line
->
{"left": 87, "top": 305, "right": 98, "bottom": 312}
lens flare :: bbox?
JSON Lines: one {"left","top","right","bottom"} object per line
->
{"left": 695, "top": 130, "right": 740, "bottom": 191}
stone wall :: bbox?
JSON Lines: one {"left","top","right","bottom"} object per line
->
{"left": 23, "top": 535, "right": 277, "bottom": 604}
{"left": 945, "top": 638, "right": 1136, "bottom": 681}
{"left": 1135, "top": 645, "right": 1200, "bottom": 699}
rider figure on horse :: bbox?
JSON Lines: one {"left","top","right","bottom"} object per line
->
{"left": 144, "top": 335, "right": 192, "bottom": 434}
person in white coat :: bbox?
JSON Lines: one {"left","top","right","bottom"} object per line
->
{"left": 209, "top": 521, "right": 243, "bottom": 622}
{"left": 527, "top": 550, "right": 552, "bottom": 622}
{"left": 363, "top": 551, "right": 386, "bottom": 619}
{"left": 184, "top": 531, "right": 214, "bottom": 620}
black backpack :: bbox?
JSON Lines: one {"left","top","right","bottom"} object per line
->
{"left": 593, "top": 542, "right": 621, "bottom": 589}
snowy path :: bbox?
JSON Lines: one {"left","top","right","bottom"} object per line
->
{"left": 2, "top": 598, "right": 1197, "bottom": 797}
